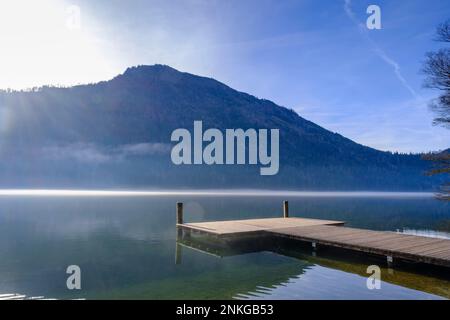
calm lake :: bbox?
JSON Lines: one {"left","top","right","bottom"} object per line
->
{"left": 0, "top": 191, "right": 449, "bottom": 300}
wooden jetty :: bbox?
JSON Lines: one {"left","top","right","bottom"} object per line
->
{"left": 176, "top": 201, "right": 450, "bottom": 268}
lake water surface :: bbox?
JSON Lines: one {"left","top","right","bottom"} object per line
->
{"left": 0, "top": 191, "right": 449, "bottom": 299}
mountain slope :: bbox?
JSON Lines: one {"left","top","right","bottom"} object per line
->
{"left": 0, "top": 65, "right": 442, "bottom": 190}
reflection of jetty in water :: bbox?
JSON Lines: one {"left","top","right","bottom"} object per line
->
{"left": 176, "top": 226, "right": 450, "bottom": 299}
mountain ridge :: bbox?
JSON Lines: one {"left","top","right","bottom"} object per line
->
{"left": 0, "top": 64, "right": 443, "bottom": 190}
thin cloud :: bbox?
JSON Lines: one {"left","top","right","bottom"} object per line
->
{"left": 43, "top": 143, "right": 171, "bottom": 163}
{"left": 118, "top": 143, "right": 171, "bottom": 156}
{"left": 343, "top": 0, "right": 418, "bottom": 98}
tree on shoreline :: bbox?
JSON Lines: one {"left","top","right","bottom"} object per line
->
{"left": 422, "top": 20, "right": 450, "bottom": 200}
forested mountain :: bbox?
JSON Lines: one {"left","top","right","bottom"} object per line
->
{"left": 0, "top": 65, "right": 443, "bottom": 190}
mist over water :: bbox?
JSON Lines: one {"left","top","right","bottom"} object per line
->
{"left": 0, "top": 189, "right": 435, "bottom": 197}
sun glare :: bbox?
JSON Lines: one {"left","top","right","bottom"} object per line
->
{"left": 0, "top": 0, "right": 116, "bottom": 89}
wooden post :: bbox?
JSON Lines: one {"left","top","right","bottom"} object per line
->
{"left": 283, "top": 200, "right": 289, "bottom": 218}
{"left": 175, "top": 202, "right": 184, "bottom": 265}
{"left": 387, "top": 255, "right": 394, "bottom": 267}
{"left": 176, "top": 202, "right": 183, "bottom": 224}
{"left": 175, "top": 243, "right": 182, "bottom": 265}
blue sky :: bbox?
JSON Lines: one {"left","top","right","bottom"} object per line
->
{"left": 0, "top": 0, "right": 448, "bottom": 153}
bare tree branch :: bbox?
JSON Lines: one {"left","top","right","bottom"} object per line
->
{"left": 422, "top": 20, "right": 450, "bottom": 200}
{"left": 435, "top": 20, "right": 450, "bottom": 42}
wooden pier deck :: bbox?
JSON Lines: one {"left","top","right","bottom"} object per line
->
{"left": 178, "top": 217, "right": 344, "bottom": 236}
{"left": 175, "top": 202, "right": 450, "bottom": 268}
{"left": 271, "top": 225, "right": 450, "bottom": 267}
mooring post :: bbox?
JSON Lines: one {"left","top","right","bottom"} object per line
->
{"left": 175, "top": 242, "right": 182, "bottom": 265}
{"left": 283, "top": 200, "right": 289, "bottom": 218}
{"left": 387, "top": 255, "right": 394, "bottom": 268}
{"left": 176, "top": 202, "right": 184, "bottom": 239}
{"left": 176, "top": 202, "right": 183, "bottom": 224}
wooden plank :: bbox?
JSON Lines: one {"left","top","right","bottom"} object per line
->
{"left": 355, "top": 235, "right": 436, "bottom": 249}
{"left": 391, "top": 239, "right": 449, "bottom": 253}
{"left": 428, "top": 250, "right": 450, "bottom": 259}
{"left": 180, "top": 222, "right": 262, "bottom": 235}
{"left": 342, "top": 234, "right": 404, "bottom": 246}
{"left": 409, "top": 245, "right": 450, "bottom": 256}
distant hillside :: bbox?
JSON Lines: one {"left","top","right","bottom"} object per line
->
{"left": 0, "top": 65, "right": 444, "bottom": 190}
